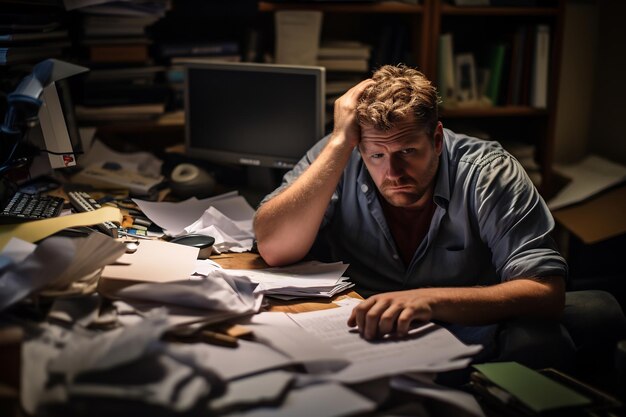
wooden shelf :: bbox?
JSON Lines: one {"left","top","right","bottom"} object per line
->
{"left": 259, "top": 1, "right": 423, "bottom": 13}
{"left": 440, "top": 106, "right": 549, "bottom": 118}
{"left": 440, "top": 4, "right": 559, "bottom": 16}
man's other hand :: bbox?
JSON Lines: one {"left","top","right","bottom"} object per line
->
{"left": 347, "top": 289, "right": 434, "bottom": 340}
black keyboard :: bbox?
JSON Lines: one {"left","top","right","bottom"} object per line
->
{"left": 0, "top": 191, "right": 64, "bottom": 224}
{"left": 67, "top": 191, "right": 119, "bottom": 237}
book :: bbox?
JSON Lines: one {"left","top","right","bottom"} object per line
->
{"left": 157, "top": 41, "right": 239, "bottom": 58}
{"left": 530, "top": 24, "right": 550, "bottom": 108}
{"left": 0, "top": 30, "right": 67, "bottom": 43}
{"left": 318, "top": 41, "right": 371, "bottom": 59}
{"left": 75, "top": 103, "right": 165, "bottom": 121}
{"left": 275, "top": 10, "right": 322, "bottom": 66}
{"left": 506, "top": 26, "right": 527, "bottom": 105}
{"left": 437, "top": 33, "right": 456, "bottom": 106}
{"left": 88, "top": 43, "right": 150, "bottom": 63}
{"left": 0, "top": 42, "right": 68, "bottom": 65}
{"left": 485, "top": 43, "right": 507, "bottom": 106}
{"left": 317, "top": 57, "right": 368, "bottom": 72}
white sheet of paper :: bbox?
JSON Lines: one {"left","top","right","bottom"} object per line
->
{"left": 174, "top": 339, "right": 293, "bottom": 380}
{"left": 225, "top": 261, "right": 349, "bottom": 294}
{"left": 288, "top": 305, "right": 482, "bottom": 383}
{"left": 102, "top": 239, "right": 198, "bottom": 283}
{"left": 115, "top": 273, "right": 260, "bottom": 314}
{"left": 246, "top": 312, "right": 349, "bottom": 372}
{"left": 548, "top": 155, "right": 626, "bottom": 210}
{"left": 227, "top": 382, "right": 375, "bottom": 417}
{"left": 391, "top": 374, "right": 486, "bottom": 417}
{"left": 133, "top": 191, "right": 238, "bottom": 236}
{"left": 209, "top": 370, "right": 294, "bottom": 412}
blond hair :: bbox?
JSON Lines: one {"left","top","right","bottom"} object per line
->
{"left": 356, "top": 64, "right": 439, "bottom": 135}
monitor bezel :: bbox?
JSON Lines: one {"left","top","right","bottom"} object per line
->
{"left": 184, "top": 61, "right": 325, "bottom": 169}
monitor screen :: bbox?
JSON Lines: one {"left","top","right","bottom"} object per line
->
{"left": 185, "top": 62, "right": 325, "bottom": 169}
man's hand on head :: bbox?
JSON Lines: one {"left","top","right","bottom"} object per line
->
{"left": 347, "top": 289, "right": 434, "bottom": 340}
{"left": 331, "top": 79, "right": 375, "bottom": 149}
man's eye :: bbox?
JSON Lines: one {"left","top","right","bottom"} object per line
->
{"left": 400, "top": 148, "right": 416, "bottom": 155}
{"left": 370, "top": 153, "right": 384, "bottom": 159}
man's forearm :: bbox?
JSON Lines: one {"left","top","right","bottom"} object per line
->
{"left": 426, "top": 276, "right": 566, "bottom": 325}
{"left": 254, "top": 135, "right": 355, "bottom": 266}
{"left": 348, "top": 276, "right": 565, "bottom": 339}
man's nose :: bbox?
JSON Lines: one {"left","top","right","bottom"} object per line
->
{"left": 386, "top": 156, "right": 405, "bottom": 179}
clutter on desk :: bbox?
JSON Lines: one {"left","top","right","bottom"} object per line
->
{"left": 223, "top": 260, "right": 354, "bottom": 299}
{"left": 71, "top": 140, "right": 165, "bottom": 198}
{"left": 0, "top": 234, "right": 125, "bottom": 311}
{"left": 0, "top": 205, "right": 123, "bottom": 249}
{"left": 134, "top": 191, "right": 256, "bottom": 253}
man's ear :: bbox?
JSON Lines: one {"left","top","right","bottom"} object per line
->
{"left": 433, "top": 122, "right": 444, "bottom": 155}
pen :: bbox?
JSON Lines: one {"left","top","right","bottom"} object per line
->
{"left": 198, "top": 330, "right": 239, "bottom": 348}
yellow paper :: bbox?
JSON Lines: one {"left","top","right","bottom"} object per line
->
{"left": 0, "top": 207, "right": 122, "bottom": 249}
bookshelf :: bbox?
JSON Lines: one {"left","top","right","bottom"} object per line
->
{"left": 0, "top": 0, "right": 567, "bottom": 196}
{"left": 428, "top": 0, "right": 566, "bottom": 197}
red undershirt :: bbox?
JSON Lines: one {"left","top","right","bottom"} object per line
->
{"left": 379, "top": 194, "right": 436, "bottom": 267}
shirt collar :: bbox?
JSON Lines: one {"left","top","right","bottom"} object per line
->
{"left": 433, "top": 129, "right": 451, "bottom": 209}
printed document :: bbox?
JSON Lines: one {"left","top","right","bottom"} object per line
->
{"left": 288, "top": 305, "right": 482, "bottom": 383}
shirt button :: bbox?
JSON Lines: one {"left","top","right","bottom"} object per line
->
{"left": 361, "top": 184, "right": 368, "bottom": 193}
{"left": 393, "top": 254, "right": 399, "bottom": 260}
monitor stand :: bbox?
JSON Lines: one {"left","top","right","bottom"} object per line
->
{"left": 242, "top": 166, "right": 285, "bottom": 207}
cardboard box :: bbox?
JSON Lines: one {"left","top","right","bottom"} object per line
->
{"left": 552, "top": 184, "right": 626, "bottom": 245}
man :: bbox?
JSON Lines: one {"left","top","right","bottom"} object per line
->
{"left": 254, "top": 65, "right": 623, "bottom": 368}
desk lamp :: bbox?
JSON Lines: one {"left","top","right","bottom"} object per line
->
{"left": 0, "top": 58, "right": 88, "bottom": 176}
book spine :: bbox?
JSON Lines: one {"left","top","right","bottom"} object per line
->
{"left": 486, "top": 43, "right": 506, "bottom": 106}
{"left": 530, "top": 25, "right": 550, "bottom": 109}
{"left": 159, "top": 42, "right": 239, "bottom": 58}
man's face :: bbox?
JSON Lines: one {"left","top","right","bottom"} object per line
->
{"left": 359, "top": 119, "right": 443, "bottom": 209}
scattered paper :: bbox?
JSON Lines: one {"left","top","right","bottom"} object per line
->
{"left": 548, "top": 155, "right": 626, "bottom": 210}
{"left": 114, "top": 271, "right": 261, "bottom": 314}
{"left": 288, "top": 305, "right": 482, "bottom": 383}
{"left": 391, "top": 374, "right": 486, "bottom": 417}
{"left": 227, "top": 382, "right": 375, "bottom": 417}
{"left": 223, "top": 261, "right": 351, "bottom": 298}
{"left": 134, "top": 192, "right": 255, "bottom": 252}
{"left": 101, "top": 239, "right": 198, "bottom": 283}
{"left": 80, "top": 139, "right": 163, "bottom": 178}
{"left": 0, "top": 235, "right": 125, "bottom": 312}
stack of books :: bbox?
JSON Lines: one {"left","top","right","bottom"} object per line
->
{"left": 317, "top": 41, "right": 371, "bottom": 73}
{"left": 66, "top": 0, "right": 169, "bottom": 63}
{"left": 0, "top": 3, "right": 70, "bottom": 66}
{"left": 67, "top": 0, "right": 170, "bottom": 122}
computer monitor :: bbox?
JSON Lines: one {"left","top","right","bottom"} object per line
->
{"left": 184, "top": 62, "right": 325, "bottom": 169}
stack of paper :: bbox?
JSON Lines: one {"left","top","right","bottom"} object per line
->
{"left": 221, "top": 261, "right": 353, "bottom": 299}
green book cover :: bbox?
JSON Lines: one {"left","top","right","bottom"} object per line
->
{"left": 485, "top": 43, "right": 506, "bottom": 105}
{"left": 473, "top": 362, "right": 592, "bottom": 413}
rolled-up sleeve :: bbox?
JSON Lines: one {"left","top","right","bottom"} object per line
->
{"left": 257, "top": 135, "right": 340, "bottom": 228}
{"left": 472, "top": 152, "right": 567, "bottom": 281}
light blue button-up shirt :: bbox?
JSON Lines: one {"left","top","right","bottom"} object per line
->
{"left": 262, "top": 129, "right": 567, "bottom": 301}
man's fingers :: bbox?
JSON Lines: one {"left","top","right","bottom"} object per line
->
{"left": 362, "top": 299, "right": 391, "bottom": 340}
{"left": 377, "top": 305, "right": 403, "bottom": 336}
{"left": 396, "top": 308, "right": 416, "bottom": 336}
